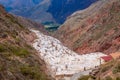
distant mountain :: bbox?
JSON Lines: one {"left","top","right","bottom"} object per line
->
{"left": 0, "top": 0, "right": 42, "bottom": 15}
{"left": 0, "top": 0, "right": 55, "bottom": 23}
{"left": 0, "top": 0, "right": 98, "bottom": 24}
{"left": 47, "top": 0, "right": 98, "bottom": 23}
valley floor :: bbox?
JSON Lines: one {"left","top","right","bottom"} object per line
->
{"left": 31, "top": 29, "right": 107, "bottom": 80}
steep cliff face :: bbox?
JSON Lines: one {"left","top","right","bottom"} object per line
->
{"left": 0, "top": 5, "right": 51, "bottom": 80}
{"left": 57, "top": 0, "right": 120, "bottom": 54}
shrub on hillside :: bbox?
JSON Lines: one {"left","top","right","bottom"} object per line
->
{"left": 116, "top": 77, "right": 120, "bottom": 80}
{"left": 112, "top": 62, "right": 120, "bottom": 74}
{"left": 105, "top": 76, "right": 113, "bottom": 80}
{"left": 78, "top": 75, "right": 91, "bottom": 80}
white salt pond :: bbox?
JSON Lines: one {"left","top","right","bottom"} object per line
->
{"left": 31, "top": 29, "right": 107, "bottom": 80}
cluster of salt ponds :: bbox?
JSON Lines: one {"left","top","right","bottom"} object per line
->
{"left": 31, "top": 29, "right": 107, "bottom": 80}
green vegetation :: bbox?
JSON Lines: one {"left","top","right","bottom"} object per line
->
{"left": 10, "top": 46, "right": 29, "bottom": 57}
{"left": 42, "top": 21, "right": 60, "bottom": 31}
{"left": 116, "top": 77, "right": 120, "bottom": 80}
{"left": 0, "top": 44, "right": 6, "bottom": 52}
{"left": 105, "top": 76, "right": 113, "bottom": 80}
{"left": 20, "top": 65, "right": 47, "bottom": 80}
{"left": 0, "top": 42, "right": 49, "bottom": 80}
{"left": 0, "top": 43, "right": 30, "bottom": 57}
{"left": 112, "top": 62, "right": 120, "bottom": 74}
{"left": 78, "top": 75, "right": 91, "bottom": 80}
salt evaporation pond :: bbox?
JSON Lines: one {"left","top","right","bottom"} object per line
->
{"left": 31, "top": 29, "right": 107, "bottom": 80}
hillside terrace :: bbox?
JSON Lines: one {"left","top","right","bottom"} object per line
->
{"left": 31, "top": 29, "right": 108, "bottom": 79}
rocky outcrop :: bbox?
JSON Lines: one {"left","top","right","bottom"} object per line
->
{"left": 57, "top": 0, "right": 120, "bottom": 54}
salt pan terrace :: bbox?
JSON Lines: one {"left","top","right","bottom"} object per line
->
{"left": 31, "top": 29, "right": 107, "bottom": 78}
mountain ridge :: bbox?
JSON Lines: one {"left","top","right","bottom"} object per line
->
{"left": 0, "top": 0, "right": 98, "bottom": 24}
{"left": 56, "top": 0, "right": 120, "bottom": 54}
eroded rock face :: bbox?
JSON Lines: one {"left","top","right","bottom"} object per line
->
{"left": 57, "top": 0, "right": 120, "bottom": 54}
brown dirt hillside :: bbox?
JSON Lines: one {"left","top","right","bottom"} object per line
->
{"left": 56, "top": 0, "right": 120, "bottom": 54}
{"left": 0, "top": 5, "right": 52, "bottom": 80}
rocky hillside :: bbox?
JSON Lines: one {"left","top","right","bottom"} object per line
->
{"left": 0, "top": 5, "right": 52, "bottom": 80}
{"left": 57, "top": 0, "right": 120, "bottom": 54}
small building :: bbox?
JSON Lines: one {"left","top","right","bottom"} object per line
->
{"left": 110, "top": 52, "right": 120, "bottom": 59}
{"left": 101, "top": 55, "right": 113, "bottom": 62}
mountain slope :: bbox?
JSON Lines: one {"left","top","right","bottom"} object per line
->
{"left": 0, "top": 5, "right": 51, "bottom": 80}
{"left": 57, "top": 0, "right": 120, "bottom": 54}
